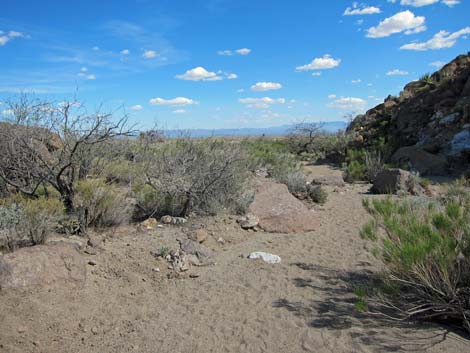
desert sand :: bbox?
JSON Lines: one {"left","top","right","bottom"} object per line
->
{"left": 1, "top": 165, "right": 468, "bottom": 353}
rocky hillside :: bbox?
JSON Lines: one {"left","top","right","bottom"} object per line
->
{"left": 348, "top": 53, "right": 470, "bottom": 175}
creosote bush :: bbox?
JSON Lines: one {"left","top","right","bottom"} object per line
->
{"left": 74, "top": 179, "right": 133, "bottom": 230}
{"left": 360, "top": 186, "right": 470, "bottom": 332}
{"left": 137, "top": 138, "right": 250, "bottom": 218}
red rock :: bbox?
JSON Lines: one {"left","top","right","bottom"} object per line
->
{"left": 0, "top": 242, "right": 86, "bottom": 290}
{"left": 248, "top": 182, "right": 319, "bottom": 233}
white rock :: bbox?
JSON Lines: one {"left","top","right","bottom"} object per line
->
{"left": 248, "top": 252, "right": 281, "bottom": 264}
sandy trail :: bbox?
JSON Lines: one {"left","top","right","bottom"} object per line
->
{"left": 1, "top": 165, "right": 468, "bottom": 353}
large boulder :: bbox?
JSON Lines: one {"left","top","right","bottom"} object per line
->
{"left": 391, "top": 146, "right": 448, "bottom": 175}
{"left": 248, "top": 182, "right": 319, "bottom": 233}
{"left": 372, "top": 168, "right": 423, "bottom": 195}
{"left": 0, "top": 242, "right": 86, "bottom": 290}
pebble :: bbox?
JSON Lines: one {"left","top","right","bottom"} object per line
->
{"left": 91, "top": 327, "right": 98, "bottom": 335}
{"left": 152, "top": 267, "right": 160, "bottom": 272}
{"left": 88, "top": 260, "right": 97, "bottom": 266}
{"left": 17, "top": 325, "right": 27, "bottom": 333}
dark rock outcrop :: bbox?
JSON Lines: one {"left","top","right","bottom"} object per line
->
{"left": 348, "top": 54, "right": 470, "bottom": 175}
{"left": 372, "top": 168, "right": 423, "bottom": 195}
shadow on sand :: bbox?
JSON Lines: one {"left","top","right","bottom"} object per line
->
{"left": 273, "top": 263, "right": 468, "bottom": 352}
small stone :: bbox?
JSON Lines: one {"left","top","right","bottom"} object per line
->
{"left": 84, "top": 247, "right": 97, "bottom": 256}
{"left": 88, "top": 260, "right": 97, "bottom": 266}
{"left": 91, "top": 327, "right": 98, "bottom": 335}
{"left": 152, "top": 267, "right": 160, "bottom": 272}
{"left": 140, "top": 217, "right": 158, "bottom": 230}
{"left": 160, "top": 215, "right": 173, "bottom": 224}
{"left": 189, "top": 273, "right": 200, "bottom": 278}
{"left": 190, "top": 229, "right": 209, "bottom": 243}
{"left": 17, "top": 325, "right": 27, "bottom": 333}
{"left": 217, "top": 237, "right": 226, "bottom": 245}
{"left": 238, "top": 214, "right": 259, "bottom": 229}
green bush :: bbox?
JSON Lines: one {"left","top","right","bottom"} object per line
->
{"left": 360, "top": 187, "right": 470, "bottom": 332}
{"left": 74, "top": 179, "right": 133, "bottom": 229}
{"left": 307, "top": 185, "right": 328, "bottom": 204}
{"left": 0, "top": 196, "right": 63, "bottom": 250}
{"left": 244, "top": 139, "right": 307, "bottom": 192}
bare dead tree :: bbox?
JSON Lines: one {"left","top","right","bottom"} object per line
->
{"left": 287, "top": 121, "right": 324, "bottom": 155}
{"left": 0, "top": 95, "right": 136, "bottom": 213}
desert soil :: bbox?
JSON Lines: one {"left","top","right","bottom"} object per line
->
{"left": 1, "top": 165, "right": 468, "bottom": 353}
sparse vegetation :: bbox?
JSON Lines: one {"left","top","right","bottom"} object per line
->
{"left": 360, "top": 186, "right": 470, "bottom": 333}
{"left": 74, "top": 179, "right": 133, "bottom": 230}
{"left": 307, "top": 185, "right": 328, "bottom": 204}
{"left": 0, "top": 196, "right": 63, "bottom": 250}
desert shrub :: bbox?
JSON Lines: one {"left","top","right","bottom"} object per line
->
{"left": 283, "top": 170, "right": 307, "bottom": 194}
{"left": 233, "top": 193, "right": 255, "bottom": 215}
{"left": 138, "top": 138, "right": 250, "bottom": 217}
{"left": 360, "top": 188, "right": 470, "bottom": 332}
{"left": 364, "top": 150, "right": 384, "bottom": 182}
{"left": 287, "top": 128, "right": 356, "bottom": 164}
{"left": 343, "top": 149, "right": 366, "bottom": 182}
{"left": 101, "top": 159, "right": 137, "bottom": 185}
{"left": 74, "top": 179, "right": 133, "bottom": 229}
{"left": 20, "top": 197, "right": 64, "bottom": 245}
{"left": 0, "top": 197, "right": 63, "bottom": 250}
{"left": 344, "top": 160, "right": 366, "bottom": 183}
{"left": 461, "top": 170, "right": 470, "bottom": 187}
{"left": 307, "top": 185, "right": 328, "bottom": 204}
{"left": 243, "top": 137, "right": 307, "bottom": 192}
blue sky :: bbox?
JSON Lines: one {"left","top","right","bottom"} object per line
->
{"left": 0, "top": 0, "right": 469, "bottom": 129}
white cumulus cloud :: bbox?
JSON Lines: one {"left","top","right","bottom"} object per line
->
{"left": 251, "top": 82, "right": 283, "bottom": 92}
{"left": 120, "top": 49, "right": 130, "bottom": 55}
{"left": 386, "top": 69, "right": 409, "bottom": 75}
{"left": 366, "top": 10, "right": 426, "bottom": 38}
{"left": 149, "top": 97, "right": 196, "bottom": 106}
{"left": 328, "top": 97, "right": 367, "bottom": 110}
{"left": 296, "top": 54, "right": 341, "bottom": 71}
{"left": 0, "top": 30, "right": 26, "bottom": 46}
{"left": 395, "top": 0, "right": 460, "bottom": 7}
{"left": 239, "top": 97, "right": 286, "bottom": 109}
{"left": 176, "top": 66, "right": 223, "bottom": 81}
{"left": 400, "top": 27, "right": 470, "bottom": 50}
{"left": 217, "top": 48, "right": 251, "bottom": 56}
{"left": 172, "top": 109, "right": 187, "bottom": 114}
{"left": 142, "top": 50, "right": 157, "bottom": 58}
{"left": 429, "top": 60, "right": 446, "bottom": 68}
{"left": 130, "top": 105, "right": 143, "bottom": 111}
{"left": 344, "top": 4, "right": 381, "bottom": 15}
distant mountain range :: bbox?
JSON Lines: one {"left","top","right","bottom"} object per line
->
{"left": 164, "top": 121, "right": 347, "bottom": 138}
